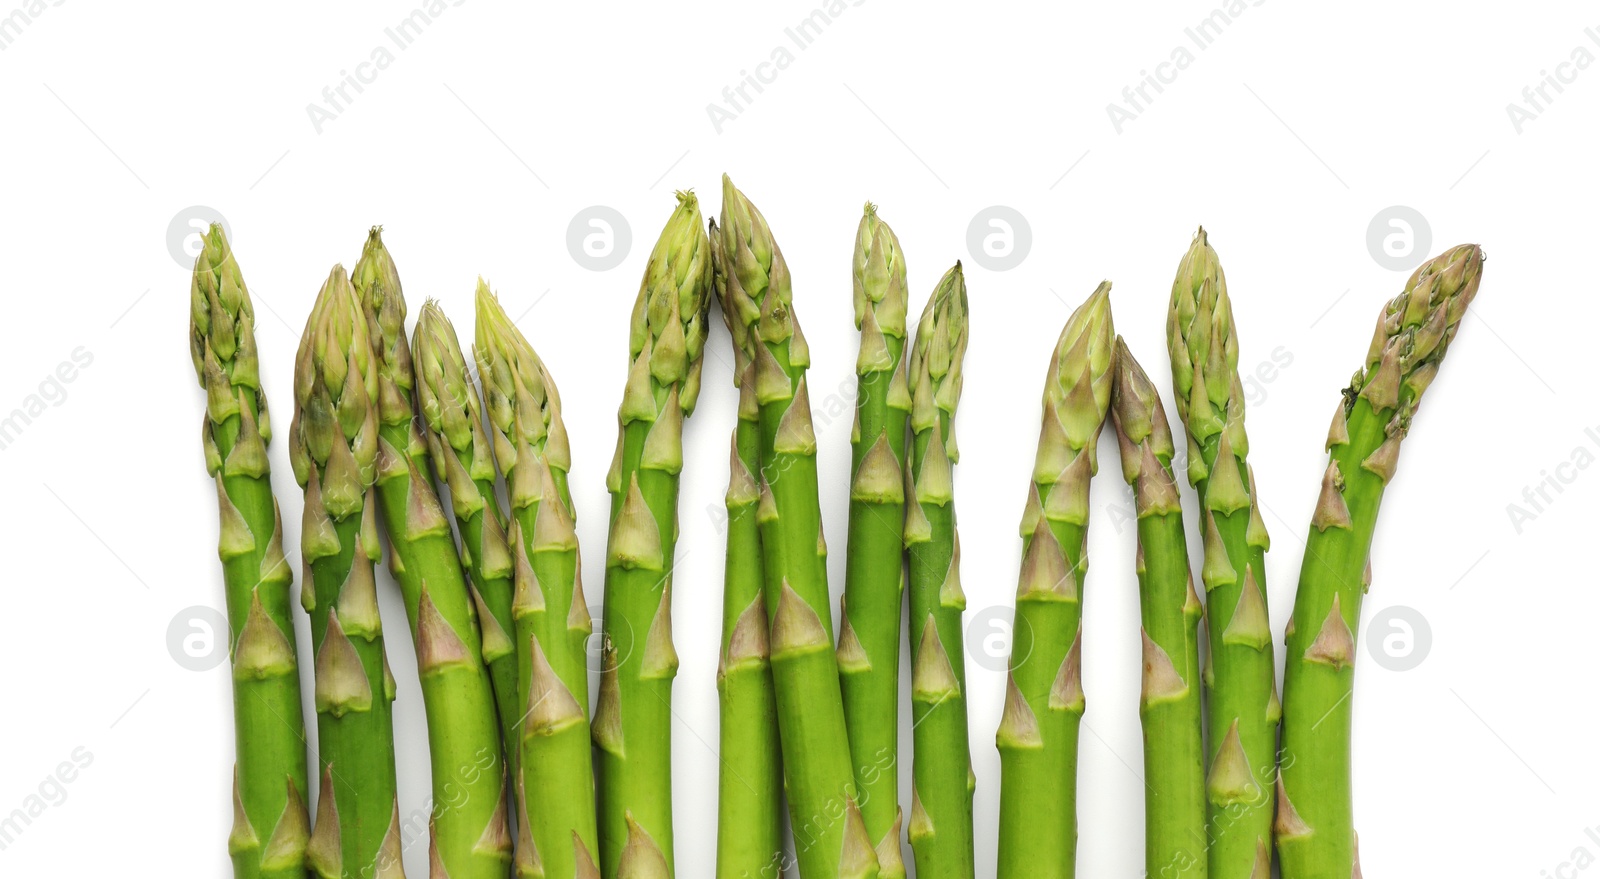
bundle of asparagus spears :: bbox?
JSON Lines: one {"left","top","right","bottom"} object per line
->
{"left": 191, "top": 182, "right": 1482, "bottom": 879}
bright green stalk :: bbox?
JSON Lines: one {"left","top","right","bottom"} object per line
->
{"left": 353, "top": 230, "right": 511, "bottom": 879}
{"left": 1165, "top": 229, "right": 1277, "bottom": 879}
{"left": 190, "top": 225, "right": 312, "bottom": 879}
{"left": 593, "top": 192, "right": 715, "bottom": 878}
{"left": 288, "top": 264, "right": 405, "bottom": 879}
{"left": 1278, "top": 244, "right": 1484, "bottom": 879}
{"left": 715, "top": 391, "right": 786, "bottom": 879}
{"left": 995, "top": 283, "right": 1113, "bottom": 879}
{"left": 475, "top": 283, "right": 601, "bottom": 879}
{"left": 905, "top": 264, "right": 974, "bottom": 879}
{"left": 1110, "top": 339, "right": 1208, "bottom": 879}
{"left": 710, "top": 217, "right": 787, "bottom": 879}
{"left": 838, "top": 204, "right": 911, "bottom": 879}
{"left": 719, "top": 175, "right": 880, "bottom": 879}
{"left": 412, "top": 301, "right": 523, "bottom": 788}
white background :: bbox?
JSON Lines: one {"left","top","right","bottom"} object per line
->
{"left": 0, "top": 1, "right": 1590, "bottom": 876}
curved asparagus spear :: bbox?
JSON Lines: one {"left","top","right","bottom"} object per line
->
{"left": 905, "top": 264, "right": 974, "bottom": 879}
{"left": 1165, "top": 229, "right": 1277, "bottom": 878}
{"left": 995, "top": 283, "right": 1113, "bottom": 879}
{"left": 711, "top": 216, "right": 787, "bottom": 879}
{"left": 593, "top": 191, "right": 714, "bottom": 878}
{"left": 839, "top": 204, "right": 911, "bottom": 879}
{"left": 352, "top": 231, "right": 511, "bottom": 879}
{"left": 190, "top": 225, "right": 313, "bottom": 879}
{"left": 719, "top": 175, "right": 880, "bottom": 879}
{"left": 1277, "top": 244, "right": 1484, "bottom": 879}
{"left": 412, "top": 301, "right": 522, "bottom": 785}
{"left": 475, "top": 283, "right": 601, "bottom": 879}
{"left": 288, "top": 264, "right": 405, "bottom": 879}
{"left": 1111, "top": 339, "right": 1208, "bottom": 879}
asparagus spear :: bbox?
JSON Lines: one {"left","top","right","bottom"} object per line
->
{"left": 288, "top": 264, "right": 405, "bottom": 879}
{"left": 411, "top": 301, "right": 522, "bottom": 785}
{"left": 710, "top": 216, "right": 787, "bottom": 879}
{"left": 718, "top": 175, "right": 880, "bottom": 879}
{"left": 1277, "top": 244, "right": 1484, "bottom": 879}
{"left": 995, "top": 283, "right": 1114, "bottom": 879}
{"left": 593, "top": 192, "right": 714, "bottom": 878}
{"left": 352, "top": 230, "right": 511, "bottom": 879}
{"left": 1165, "top": 229, "right": 1277, "bottom": 879}
{"left": 190, "top": 225, "right": 313, "bottom": 879}
{"left": 905, "top": 264, "right": 974, "bottom": 879}
{"left": 838, "top": 204, "right": 911, "bottom": 879}
{"left": 1111, "top": 339, "right": 1208, "bottom": 879}
{"left": 475, "top": 282, "right": 601, "bottom": 879}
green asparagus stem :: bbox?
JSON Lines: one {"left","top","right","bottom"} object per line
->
{"left": 710, "top": 216, "right": 788, "bottom": 879}
{"left": 1111, "top": 339, "right": 1208, "bottom": 879}
{"left": 475, "top": 282, "right": 601, "bottom": 879}
{"left": 412, "top": 301, "right": 523, "bottom": 788}
{"left": 190, "top": 225, "right": 313, "bottom": 879}
{"left": 995, "top": 283, "right": 1114, "bottom": 879}
{"left": 719, "top": 175, "right": 880, "bottom": 879}
{"left": 1165, "top": 229, "right": 1278, "bottom": 879}
{"left": 905, "top": 264, "right": 974, "bottom": 879}
{"left": 288, "top": 264, "right": 406, "bottom": 879}
{"left": 352, "top": 230, "right": 512, "bottom": 879}
{"left": 592, "top": 192, "right": 714, "bottom": 878}
{"left": 838, "top": 205, "right": 911, "bottom": 879}
{"left": 1277, "top": 244, "right": 1484, "bottom": 879}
